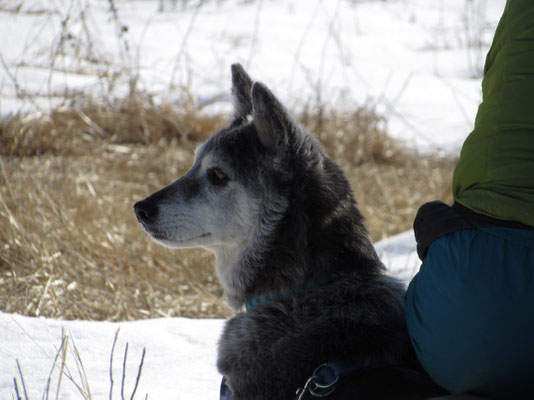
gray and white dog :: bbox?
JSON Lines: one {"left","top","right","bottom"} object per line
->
{"left": 134, "top": 64, "right": 445, "bottom": 399}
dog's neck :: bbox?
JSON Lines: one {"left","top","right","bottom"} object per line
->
{"left": 213, "top": 240, "right": 270, "bottom": 311}
{"left": 212, "top": 232, "right": 303, "bottom": 311}
{"left": 244, "top": 275, "right": 335, "bottom": 311}
{"left": 212, "top": 244, "right": 243, "bottom": 310}
{"left": 213, "top": 227, "right": 377, "bottom": 312}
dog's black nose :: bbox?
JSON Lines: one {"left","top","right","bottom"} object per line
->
{"left": 134, "top": 200, "right": 158, "bottom": 224}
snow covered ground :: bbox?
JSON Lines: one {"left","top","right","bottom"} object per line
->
{"left": 0, "top": 0, "right": 505, "bottom": 398}
{"left": 1, "top": 0, "right": 504, "bottom": 152}
{"left": 1, "top": 312, "right": 222, "bottom": 399}
{"left": 0, "top": 232, "right": 420, "bottom": 399}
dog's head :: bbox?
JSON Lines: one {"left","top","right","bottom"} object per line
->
{"left": 134, "top": 64, "right": 373, "bottom": 308}
{"left": 134, "top": 64, "right": 316, "bottom": 254}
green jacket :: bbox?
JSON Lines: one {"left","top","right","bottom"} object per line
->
{"left": 452, "top": 0, "right": 534, "bottom": 228}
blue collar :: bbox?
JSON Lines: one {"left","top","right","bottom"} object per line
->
{"left": 245, "top": 277, "right": 335, "bottom": 311}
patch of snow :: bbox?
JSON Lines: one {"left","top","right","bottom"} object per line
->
{"left": 0, "top": 313, "right": 223, "bottom": 399}
{"left": 0, "top": 0, "right": 505, "bottom": 152}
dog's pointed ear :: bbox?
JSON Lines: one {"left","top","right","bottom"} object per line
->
{"left": 231, "top": 63, "right": 253, "bottom": 120}
{"left": 251, "top": 82, "right": 292, "bottom": 153}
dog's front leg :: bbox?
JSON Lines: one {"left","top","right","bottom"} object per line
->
{"left": 217, "top": 310, "right": 305, "bottom": 400}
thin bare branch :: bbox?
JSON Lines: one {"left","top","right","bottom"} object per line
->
{"left": 129, "top": 348, "right": 147, "bottom": 400}
{"left": 121, "top": 342, "right": 129, "bottom": 400}
{"left": 16, "top": 360, "right": 29, "bottom": 400}
{"left": 110, "top": 328, "right": 121, "bottom": 400}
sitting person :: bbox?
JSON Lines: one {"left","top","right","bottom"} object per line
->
{"left": 405, "top": 0, "right": 534, "bottom": 397}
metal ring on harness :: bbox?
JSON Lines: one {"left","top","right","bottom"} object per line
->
{"left": 296, "top": 364, "right": 339, "bottom": 399}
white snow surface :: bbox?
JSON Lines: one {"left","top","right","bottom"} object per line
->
{"left": 1, "top": 314, "right": 223, "bottom": 399}
{"left": 0, "top": 232, "right": 420, "bottom": 399}
{"left": 0, "top": 0, "right": 506, "bottom": 398}
{"left": 0, "top": 0, "right": 504, "bottom": 152}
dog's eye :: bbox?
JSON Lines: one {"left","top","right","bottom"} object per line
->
{"left": 207, "top": 167, "right": 230, "bottom": 187}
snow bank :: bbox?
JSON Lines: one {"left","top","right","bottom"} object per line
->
{"left": 0, "top": 313, "right": 223, "bottom": 399}
{"left": 0, "top": 0, "right": 504, "bottom": 152}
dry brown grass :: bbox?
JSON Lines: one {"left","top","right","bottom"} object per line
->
{"left": 0, "top": 97, "right": 455, "bottom": 321}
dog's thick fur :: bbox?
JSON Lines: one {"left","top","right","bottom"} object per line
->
{"left": 134, "top": 64, "right": 445, "bottom": 399}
